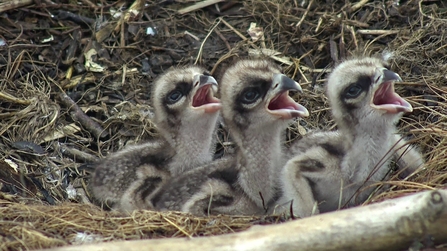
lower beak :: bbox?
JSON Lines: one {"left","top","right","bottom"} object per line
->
{"left": 192, "top": 74, "right": 222, "bottom": 113}
{"left": 266, "top": 74, "right": 309, "bottom": 119}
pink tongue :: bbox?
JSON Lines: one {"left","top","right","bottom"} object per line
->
{"left": 373, "top": 82, "right": 393, "bottom": 105}
{"left": 192, "top": 86, "right": 209, "bottom": 107}
{"left": 268, "top": 92, "right": 299, "bottom": 110}
{"left": 372, "top": 81, "right": 413, "bottom": 113}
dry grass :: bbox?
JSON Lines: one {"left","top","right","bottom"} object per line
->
{"left": 0, "top": 0, "right": 446, "bottom": 250}
{"left": 0, "top": 193, "right": 282, "bottom": 250}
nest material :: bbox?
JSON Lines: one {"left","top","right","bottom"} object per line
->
{"left": 0, "top": 0, "right": 446, "bottom": 250}
{"left": 0, "top": 193, "right": 282, "bottom": 250}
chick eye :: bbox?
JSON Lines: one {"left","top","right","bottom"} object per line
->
{"left": 241, "top": 88, "right": 260, "bottom": 104}
{"left": 345, "top": 85, "right": 363, "bottom": 98}
{"left": 166, "top": 90, "right": 183, "bottom": 104}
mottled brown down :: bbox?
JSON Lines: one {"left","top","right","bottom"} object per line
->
{"left": 279, "top": 56, "right": 424, "bottom": 214}
{"left": 91, "top": 66, "right": 221, "bottom": 212}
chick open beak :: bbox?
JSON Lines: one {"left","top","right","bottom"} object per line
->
{"left": 191, "top": 74, "right": 222, "bottom": 114}
{"left": 266, "top": 73, "right": 309, "bottom": 119}
{"left": 371, "top": 69, "right": 412, "bottom": 114}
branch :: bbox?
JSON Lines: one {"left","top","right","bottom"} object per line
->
{"left": 57, "top": 93, "right": 108, "bottom": 139}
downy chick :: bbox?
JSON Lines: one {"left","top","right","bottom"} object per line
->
{"left": 91, "top": 65, "right": 221, "bottom": 212}
{"left": 278, "top": 55, "right": 424, "bottom": 214}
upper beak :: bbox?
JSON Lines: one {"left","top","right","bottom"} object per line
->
{"left": 371, "top": 68, "right": 412, "bottom": 114}
{"left": 266, "top": 74, "right": 309, "bottom": 119}
{"left": 191, "top": 74, "right": 221, "bottom": 113}
{"left": 382, "top": 69, "right": 402, "bottom": 83}
{"left": 273, "top": 73, "right": 303, "bottom": 93}
{"left": 193, "top": 74, "right": 218, "bottom": 87}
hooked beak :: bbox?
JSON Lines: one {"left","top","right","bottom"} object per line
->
{"left": 191, "top": 74, "right": 222, "bottom": 114}
{"left": 370, "top": 69, "right": 412, "bottom": 114}
{"left": 266, "top": 73, "right": 309, "bottom": 119}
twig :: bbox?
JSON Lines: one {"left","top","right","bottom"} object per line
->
{"left": 0, "top": 91, "right": 31, "bottom": 105}
{"left": 350, "top": 0, "right": 370, "bottom": 12}
{"left": 435, "top": 43, "right": 447, "bottom": 52}
{"left": 149, "top": 46, "right": 185, "bottom": 53}
{"left": 357, "top": 30, "right": 400, "bottom": 36}
{"left": 120, "top": 14, "right": 125, "bottom": 47}
{"left": 80, "top": 0, "right": 98, "bottom": 9}
{"left": 57, "top": 93, "right": 108, "bottom": 139}
{"left": 123, "top": 0, "right": 145, "bottom": 22}
{"left": 0, "top": 44, "right": 50, "bottom": 49}
{"left": 329, "top": 36, "right": 339, "bottom": 62}
{"left": 214, "top": 28, "right": 231, "bottom": 51}
{"left": 194, "top": 18, "right": 222, "bottom": 64}
{"left": 55, "top": 10, "right": 95, "bottom": 25}
{"left": 5, "top": 49, "right": 24, "bottom": 81}
{"left": 210, "top": 52, "right": 237, "bottom": 75}
{"left": 343, "top": 19, "right": 369, "bottom": 28}
{"left": 0, "top": 0, "right": 33, "bottom": 12}
{"left": 178, "top": 0, "right": 225, "bottom": 15}
{"left": 59, "top": 144, "right": 99, "bottom": 163}
{"left": 162, "top": 217, "right": 193, "bottom": 238}
{"left": 122, "top": 64, "right": 127, "bottom": 86}
{"left": 296, "top": 0, "right": 314, "bottom": 28}
{"left": 62, "top": 73, "right": 96, "bottom": 89}
{"left": 32, "top": 108, "right": 59, "bottom": 139}
{"left": 288, "top": 58, "right": 303, "bottom": 81}
{"left": 297, "top": 66, "right": 308, "bottom": 84}
{"left": 418, "top": 0, "right": 447, "bottom": 21}
{"left": 300, "top": 78, "right": 327, "bottom": 86}
{"left": 184, "top": 31, "right": 200, "bottom": 41}
{"left": 315, "top": 16, "right": 323, "bottom": 32}
{"left": 19, "top": 8, "right": 53, "bottom": 18}
{"left": 220, "top": 18, "right": 248, "bottom": 41}
{"left": 347, "top": 25, "right": 358, "bottom": 50}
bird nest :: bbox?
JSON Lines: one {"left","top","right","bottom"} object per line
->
{"left": 0, "top": 0, "right": 446, "bottom": 250}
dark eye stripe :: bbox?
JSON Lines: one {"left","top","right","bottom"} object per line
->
{"left": 159, "top": 81, "right": 193, "bottom": 124}
{"left": 163, "top": 81, "right": 192, "bottom": 104}
{"left": 234, "top": 79, "right": 270, "bottom": 112}
{"left": 344, "top": 85, "right": 363, "bottom": 98}
{"left": 235, "top": 77, "right": 271, "bottom": 104}
{"left": 240, "top": 87, "right": 261, "bottom": 104}
{"left": 340, "top": 75, "right": 371, "bottom": 100}
{"left": 231, "top": 75, "right": 273, "bottom": 130}
{"left": 165, "top": 90, "right": 183, "bottom": 104}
